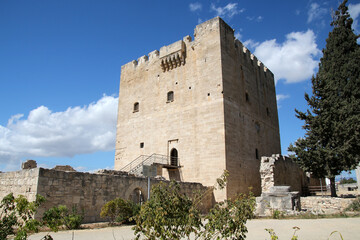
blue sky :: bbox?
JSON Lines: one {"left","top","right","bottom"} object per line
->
{"left": 1, "top": 0, "right": 359, "bottom": 179}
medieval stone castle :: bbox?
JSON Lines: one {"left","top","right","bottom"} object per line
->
{"left": 115, "top": 17, "right": 280, "bottom": 200}
{"left": 1, "top": 17, "right": 311, "bottom": 222}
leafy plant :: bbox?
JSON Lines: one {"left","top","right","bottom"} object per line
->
{"left": 133, "top": 181, "right": 202, "bottom": 240}
{"left": 345, "top": 197, "right": 360, "bottom": 211}
{"left": 272, "top": 209, "right": 285, "bottom": 219}
{"left": 265, "top": 228, "right": 279, "bottom": 240}
{"left": 133, "top": 170, "right": 256, "bottom": 240}
{"left": 0, "top": 193, "right": 46, "bottom": 240}
{"left": 339, "top": 177, "right": 357, "bottom": 184}
{"left": 42, "top": 205, "right": 83, "bottom": 231}
{"left": 265, "top": 227, "right": 299, "bottom": 240}
{"left": 201, "top": 191, "right": 255, "bottom": 240}
{"left": 100, "top": 198, "right": 140, "bottom": 225}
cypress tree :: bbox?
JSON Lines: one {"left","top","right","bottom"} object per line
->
{"left": 288, "top": 0, "right": 360, "bottom": 197}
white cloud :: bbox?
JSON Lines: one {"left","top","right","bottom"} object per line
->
{"left": 189, "top": 2, "right": 202, "bottom": 12}
{"left": 247, "top": 16, "right": 263, "bottom": 22}
{"left": 0, "top": 95, "right": 118, "bottom": 170}
{"left": 276, "top": 94, "right": 290, "bottom": 102}
{"left": 234, "top": 32, "right": 242, "bottom": 40}
{"left": 211, "top": 3, "right": 244, "bottom": 18}
{"left": 349, "top": 3, "right": 360, "bottom": 32}
{"left": 253, "top": 30, "right": 321, "bottom": 84}
{"left": 307, "top": 3, "right": 327, "bottom": 23}
{"left": 243, "top": 39, "right": 260, "bottom": 50}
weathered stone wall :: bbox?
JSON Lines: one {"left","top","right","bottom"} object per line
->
{"left": 115, "top": 17, "right": 281, "bottom": 201}
{"left": 0, "top": 168, "right": 40, "bottom": 202}
{"left": 260, "top": 155, "right": 306, "bottom": 194}
{"left": 300, "top": 196, "right": 353, "bottom": 214}
{"left": 220, "top": 19, "right": 281, "bottom": 198}
{"left": 0, "top": 168, "right": 213, "bottom": 223}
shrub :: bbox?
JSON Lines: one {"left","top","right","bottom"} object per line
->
{"left": 42, "top": 205, "right": 83, "bottom": 231}
{"left": 339, "top": 177, "right": 357, "bottom": 184}
{"left": 133, "top": 170, "right": 256, "bottom": 240}
{"left": 100, "top": 198, "right": 140, "bottom": 225}
{"left": 345, "top": 197, "right": 360, "bottom": 211}
{"left": 0, "top": 193, "right": 46, "bottom": 240}
{"left": 272, "top": 209, "right": 285, "bottom": 219}
{"left": 132, "top": 181, "right": 202, "bottom": 240}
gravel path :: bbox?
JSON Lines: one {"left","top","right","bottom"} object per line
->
{"left": 29, "top": 217, "right": 360, "bottom": 240}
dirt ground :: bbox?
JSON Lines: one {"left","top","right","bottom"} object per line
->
{"left": 28, "top": 217, "right": 360, "bottom": 240}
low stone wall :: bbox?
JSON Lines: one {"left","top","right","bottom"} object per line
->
{"left": 0, "top": 168, "right": 40, "bottom": 202}
{"left": 0, "top": 168, "right": 213, "bottom": 223}
{"left": 300, "top": 196, "right": 353, "bottom": 214}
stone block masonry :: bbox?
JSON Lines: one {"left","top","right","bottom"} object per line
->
{"left": 115, "top": 17, "right": 281, "bottom": 201}
{"left": 0, "top": 168, "right": 213, "bottom": 223}
{"left": 260, "top": 154, "right": 307, "bottom": 195}
{"left": 300, "top": 196, "right": 353, "bottom": 214}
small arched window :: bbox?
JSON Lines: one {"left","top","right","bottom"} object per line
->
{"left": 133, "top": 102, "right": 139, "bottom": 112}
{"left": 167, "top": 91, "right": 174, "bottom": 102}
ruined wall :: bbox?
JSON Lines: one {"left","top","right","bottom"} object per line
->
{"left": 0, "top": 168, "right": 212, "bottom": 223}
{"left": 260, "top": 155, "right": 305, "bottom": 194}
{"left": 300, "top": 196, "right": 353, "bottom": 214}
{"left": 0, "top": 168, "right": 40, "bottom": 202}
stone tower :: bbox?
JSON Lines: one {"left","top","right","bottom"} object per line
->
{"left": 115, "top": 17, "right": 281, "bottom": 201}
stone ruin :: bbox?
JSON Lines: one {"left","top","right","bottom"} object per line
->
{"left": 256, "top": 155, "right": 304, "bottom": 216}
{"left": 52, "top": 165, "right": 77, "bottom": 172}
{"left": 21, "top": 159, "right": 37, "bottom": 169}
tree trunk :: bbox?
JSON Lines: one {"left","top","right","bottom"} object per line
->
{"left": 329, "top": 177, "right": 337, "bottom": 197}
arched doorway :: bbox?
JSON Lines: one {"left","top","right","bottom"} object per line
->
{"left": 129, "top": 188, "right": 144, "bottom": 205}
{"left": 170, "top": 148, "right": 178, "bottom": 166}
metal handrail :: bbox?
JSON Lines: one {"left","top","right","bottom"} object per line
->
{"left": 122, "top": 153, "right": 180, "bottom": 176}
{"left": 120, "top": 155, "right": 150, "bottom": 172}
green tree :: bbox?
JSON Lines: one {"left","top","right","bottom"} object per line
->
{"left": 42, "top": 205, "right": 83, "bottom": 231}
{"left": 100, "top": 198, "right": 140, "bottom": 225}
{"left": 0, "top": 193, "right": 47, "bottom": 240}
{"left": 132, "top": 171, "right": 256, "bottom": 240}
{"left": 288, "top": 0, "right": 360, "bottom": 197}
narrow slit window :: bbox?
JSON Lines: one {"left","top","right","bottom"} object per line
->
{"left": 133, "top": 102, "right": 139, "bottom": 112}
{"left": 255, "top": 148, "right": 259, "bottom": 160}
{"left": 140, "top": 142, "right": 144, "bottom": 148}
{"left": 245, "top": 92, "right": 249, "bottom": 102}
{"left": 167, "top": 91, "right": 174, "bottom": 102}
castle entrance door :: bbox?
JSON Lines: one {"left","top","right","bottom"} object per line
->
{"left": 170, "top": 148, "right": 178, "bottom": 166}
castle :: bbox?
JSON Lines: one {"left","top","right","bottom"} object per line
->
{"left": 115, "top": 17, "right": 281, "bottom": 201}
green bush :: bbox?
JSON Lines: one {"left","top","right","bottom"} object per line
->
{"left": 133, "top": 170, "right": 256, "bottom": 240}
{"left": 42, "top": 205, "right": 83, "bottom": 231}
{"left": 272, "top": 209, "right": 285, "bottom": 219}
{"left": 0, "top": 193, "right": 46, "bottom": 240}
{"left": 339, "top": 177, "right": 357, "bottom": 184}
{"left": 100, "top": 198, "right": 140, "bottom": 225}
{"left": 345, "top": 197, "right": 360, "bottom": 211}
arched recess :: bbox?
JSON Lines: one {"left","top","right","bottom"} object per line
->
{"left": 170, "top": 148, "right": 178, "bottom": 166}
{"left": 129, "top": 187, "right": 145, "bottom": 205}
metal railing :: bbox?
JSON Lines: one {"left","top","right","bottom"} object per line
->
{"left": 120, "top": 153, "right": 180, "bottom": 176}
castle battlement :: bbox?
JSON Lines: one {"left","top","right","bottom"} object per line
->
{"left": 122, "top": 17, "right": 273, "bottom": 80}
